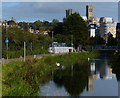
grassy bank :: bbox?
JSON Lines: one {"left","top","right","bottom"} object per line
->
{"left": 3, "top": 48, "right": 49, "bottom": 59}
{"left": 2, "top": 51, "right": 99, "bottom": 96}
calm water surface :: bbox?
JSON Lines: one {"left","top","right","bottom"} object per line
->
{"left": 38, "top": 56, "right": 118, "bottom": 96}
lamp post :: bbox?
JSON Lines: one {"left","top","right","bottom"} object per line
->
{"left": 30, "top": 42, "right": 32, "bottom": 52}
{"left": 5, "top": 22, "right": 9, "bottom": 60}
{"left": 5, "top": 38, "right": 9, "bottom": 60}
{"left": 52, "top": 31, "right": 54, "bottom": 53}
{"left": 71, "top": 35, "right": 73, "bottom": 47}
{"left": 24, "top": 41, "right": 26, "bottom": 62}
{"left": 52, "top": 31, "right": 54, "bottom": 43}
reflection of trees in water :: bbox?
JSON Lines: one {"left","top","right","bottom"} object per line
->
{"left": 110, "top": 53, "right": 120, "bottom": 80}
{"left": 53, "top": 62, "right": 89, "bottom": 96}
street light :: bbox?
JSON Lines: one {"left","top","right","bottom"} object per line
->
{"left": 71, "top": 35, "right": 73, "bottom": 47}
{"left": 5, "top": 22, "right": 9, "bottom": 60}
{"left": 30, "top": 42, "right": 32, "bottom": 52}
{"left": 5, "top": 38, "right": 9, "bottom": 60}
{"left": 52, "top": 31, "right": 54, "bottom": 43}
{"left": 24, "top": 41, "right": 26, "bottom": 62}
{"left": 52, "top": 31, "right": 54, "bottom": 53}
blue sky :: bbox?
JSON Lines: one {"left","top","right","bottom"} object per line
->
{"left": 2, "top": 2, "right": 118, "bottom": 22}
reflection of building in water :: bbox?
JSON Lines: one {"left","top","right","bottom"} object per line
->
{"left": 87, "top": 59, "right": 116, "bottom": 92}
{"left": 100, "top": 64, "right": 107, "bottom": 79}
{"left": 87, "top": 75, "right": 94, "bottom": 92}
{"left": 90, "top": 62, "right": 95, "bottom": 73}
{"left": 94, "top": 60, "right": 108, "bottom": 79}
{"left": 103, "top": 67, "right": 114, "bottom": 80}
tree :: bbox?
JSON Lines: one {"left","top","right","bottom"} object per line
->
{"left": 90, "top": 36, "right": 105, "bottom": 45}
{"left": 53, "top": 62, "right": 88, "bottom": 96}
{"left": 52, "top": 22, "right": 63, "bottom": 35}
{"left": 51, "top": 19, "right": 59, "bottom": 26}
{"left": 107, "top": 34, "right": 117, "bottom": 46}
{"left": 2, "top": 26, "right": 52, "bottom": 58}
{"left": 18, "top": 22, "right": 29, "bottom": 31}
{"left": 53, "top": 13, "right": 89, "bottom": 48}
{"left": 63, "top": 13, "right": 89, "bottom": 46}
{"left": 8, "top": 20, "right": 17, "bottom": 26}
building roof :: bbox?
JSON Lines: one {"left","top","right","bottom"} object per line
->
{"left": 99, "top": 17, "right": 114, "bottom": 23}
{"left": 105, "top": 17, "right": 113, "bottom": 22}
{"left": 49, "top": 42, "right": 66, "bottom": 47}
{"left": 81, "top": 16, "right": 87, "bottom": 20}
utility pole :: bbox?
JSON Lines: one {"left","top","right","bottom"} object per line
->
{"left": 6, "top": 38, "right": 8, "bottom": 60}
{"left": 30, "top": 42, "right": 32, "bottom": 52}
{"left": 24, "top": 41, "right": 26, "bottom": 62}
{"left": 71, "top": 35, "right": 73, "bottom": 47}
{"left": 52, "top": 31, "right": 54, "bottom": 43}
{"left": 52, "top": 31, "right": 54, "bottom": 53}
{"left": 5, "top": 22, "right": 9, "bottom": 60}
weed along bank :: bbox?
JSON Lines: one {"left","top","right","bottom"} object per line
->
{"left": 2, "top": 51, "right": 99, "bottom": 96}
{"left": 48, "top": 42, "right": 74, "bottom": 53}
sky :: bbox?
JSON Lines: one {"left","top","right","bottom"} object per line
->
{"left": 1, "top": 2, "right": 118, "bottom": 22}
{"left": 1, "top": 0, "right": 120, "bottom": 2}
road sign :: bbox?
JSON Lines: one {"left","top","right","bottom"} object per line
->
{"left": 5, "top": 40, "right": 9, "bottom": 43}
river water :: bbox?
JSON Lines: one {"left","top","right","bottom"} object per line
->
{"left": 38, "top": 53, "right": 119, "bottom": 96}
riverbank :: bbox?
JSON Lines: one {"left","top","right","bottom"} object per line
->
{"left": 2, "top": 51, "right": 99, "bottom": 96}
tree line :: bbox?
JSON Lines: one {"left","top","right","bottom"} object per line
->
{"left": 2, "top": 12, "right": 120, "bottom": 58}
{"left": 2, "top": 26, "right": 52, "bottom": 58}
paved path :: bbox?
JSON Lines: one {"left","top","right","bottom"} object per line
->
{"left": 0, "top": 53, "right": 56, "bottom": 65}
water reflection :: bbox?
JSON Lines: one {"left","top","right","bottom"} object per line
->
{"left": 53, "top": 62, "right": 89, "bottom": 96}
{"left": 110, "top": 54, "right": 120, "bottom": 97}
{"left": 89, "top": 59, "right": 115, "bottom": 80}
{"left": 86, "top": 59, "right": 117, "bottom": 94}
{"left": 110, "top": 56, "right": 120, "bottom": 81}
{"left": 39, "top": 58, "right": 118, "bottom": 96}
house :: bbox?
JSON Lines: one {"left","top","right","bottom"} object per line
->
{"left": 48, "top": 42, "right": 74, "bottom": 54}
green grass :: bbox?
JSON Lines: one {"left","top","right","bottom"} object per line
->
{"left": 2, "top": 48, "right": 49, "bottom": 59}
{"left": 2, "top": 51, "right": 99, "bottom": 96}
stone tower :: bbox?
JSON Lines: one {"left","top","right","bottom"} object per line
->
{"left": 86, "top": 5, "right": 94, "bottom": 19}
{"left": 66, "top": 9, "right": 73, "bottom": 18}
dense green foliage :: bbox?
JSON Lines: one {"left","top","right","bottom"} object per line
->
{"left": 2, "top": 52, "right": 99, "bottom": 96}
{"left": 2, "top": 26, "right": 52, "bottom": 58}
{"left": 107, "top": 34, "right": 117, "bottom": 46}
{"left": 18, "top": 20, "right": 54, "bottom": 31}
{"left": 90, "top": 36, "right": 105, "bottom": 45}
{"left": 53, "top": 13, "right": 89, "bottom": 47}
{"left": 53, "top": 62, "right": 88, "bottom": 96}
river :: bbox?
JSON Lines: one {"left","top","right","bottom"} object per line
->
{"left": 38, "top": 52, "right": 119, "bottom": 96}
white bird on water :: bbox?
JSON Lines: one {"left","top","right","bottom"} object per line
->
{"left": 56, "top": 62, "right": 60, "bottom": 66}
{"left": 88, "top": 58, "right": 90, "bottom": 61}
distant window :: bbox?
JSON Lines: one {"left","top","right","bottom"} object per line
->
{"left": 91, "top": 25, "right": 94, "bottom": 28}
{"left": 89, "top": 9, "right": 93, "bottom": 12}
